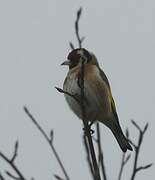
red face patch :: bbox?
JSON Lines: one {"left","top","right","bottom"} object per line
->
{"left": 67, "top": 49, "right": 81, "bottom": 63}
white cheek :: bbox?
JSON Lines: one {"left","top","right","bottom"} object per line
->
{"left": 77, "top": 50, "right": 84, "bottom": 56}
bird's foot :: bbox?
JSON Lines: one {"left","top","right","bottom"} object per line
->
{"left": 83, "top": 127, "right": 94, "bottom": 135}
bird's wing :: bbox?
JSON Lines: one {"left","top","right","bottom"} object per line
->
{"left": 86, "top": 65, "right": 120, "bottom": 124}
{"left": 85, "top": 65, "right": 112, "bottom": 114}
{"left": 99, "top": 68, "right": 120, "bottom": 124}
{"left": 111, "top": 96, "right": 120, "bottom": 124}
{"left": 99, "top": 67, "right": 110, "bottom": 88}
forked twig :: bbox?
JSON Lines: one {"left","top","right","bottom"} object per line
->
{"left": 117, "top": 129, "right": 131, "bottom": 180}
{"left": 69, "top": 7, "right": 85, "bottom": 49}
{"left": 24, "top": 106, "right": 70, "bottom": 180}
{"left": 117, "top": 121, "right": 152, "bottom": 180}
{"left": 129, "top": 120, "right": 152, "bottom": 180}
{"left": 118, "top": 153, "right": 131, "bottom": 180}
{"left": 0, "top": 149, "right": 26, "bottom": 180}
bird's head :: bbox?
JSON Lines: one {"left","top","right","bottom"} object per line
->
{"left": 61, "top": 48, "right": 99, "bottom": 69}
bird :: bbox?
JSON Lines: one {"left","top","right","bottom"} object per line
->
{"left": 61, "top": 48, "right": 132, "bottom": 152}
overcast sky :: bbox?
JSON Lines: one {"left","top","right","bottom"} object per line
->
{"left": 0, "top": 0, "right": 154, "bottom": 180}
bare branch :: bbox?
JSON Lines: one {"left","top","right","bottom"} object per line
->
{"left": 69, "top": 42, "right": 74, "bottom": 50}
{"left": 128, "top": 139, "right": 137, "bottom": 149}
{"left": 130, "top": 122, "right": 152, "bottom": 180}
{"left": 54, "top": 174, "right": 65, "bottom": 180}
{"left": 23, "top": 106, "right": 70, "bottom": 180}
{"left": 124, "top": 154, "right": 131, "bottom": 164}
{"left": 118, "top": 153, "right": 131, "bottom": 180}
{"left": 81, "top": 36, "right": 85, "bottom": 43}
{"left": 0, "top": 172, "right": 6, "bottom": 180}
{"left": 75, "top": 7, "right": 83, "bottom": 48}
{"left": 118, "top": 153, "right": 125, "bottom": 180}
{"left": 50, "top": 129, "right": 54, "bottom": 144}
{"left": 6, "top": 171, "right": 20, "bottom": 180}
{"left": 69, "top": 7, "right": 84, "bottom": 49}
{"left": 125, "top": 128, "right": 129, "bottom": 138}
{"left": 55, "top": 87, "right": 80, "bottom": 104}
{"left": 131, "top": 120, "right": 142, "bottom": 132}
{"left": 0, "top": 151, "right": 26, "bottom": 180}
{"left": 96, "top": 123, "right": 107, "bottom": 180}
{"left": 11, "top": 141, "right": 19, "bottom": 163}
{"left": 143, "top": 123, "right": 149, "bottom": 133}
{"left": 83, "top": 135, "right": 95, "bottom": 179}
{"left": 136, "top": 164, "right": 153, "bottom": 172}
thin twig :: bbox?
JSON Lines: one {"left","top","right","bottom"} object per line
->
{"left": 130, "top": 121, "right": 152, "bottom": 180}
{"left": 118, "top": 153, "right": 131, "bottom": 180}
{"left": 54, "top": 174, "right": 65, "bottom": 180}
{"left": 69, "top": 42, "right": 74, "bottom": 50}
{"left": 136, "top": 164, "right": 153, "bottom": 172}
{"left": 96, "top": 123, "right": 107, "bottom": 180}
{"left": 83, "top": 135, "right": 95, "bottom": 179}
{"left": 23, "top": 106, "right": 70, "bottom": 180}
{"left": 128, "top": 139, "right": 136, "bottom": 149}
{"left": 69, "top": 7, "right": 85, "bottom": 49}
{"left": 5, "top": 171, "right": 19, "bottom": 180}
{"left": 0, "top": 172, "right": 6, "bottom": 180}
{"left": 55, "top": 87, "right": 80, "bottom": 104}
{"left": 11, "top": 141, "right": 19, "bottom": 163}
{"left": 75, "top": 7, "right": 83, "bottom": 48}
{"left": 118, "top": 153, "right": 125, "bottom": 180}
{"left": 0, "top": 151, "right": 26, "bottom": 180}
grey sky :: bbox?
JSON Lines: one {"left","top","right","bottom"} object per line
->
{"left": 0, "top": 0, "right": 154, "bottom": 180}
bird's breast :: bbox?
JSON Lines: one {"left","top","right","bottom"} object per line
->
{"left": 63, "top": 69, "right": 98, "bottom": 121}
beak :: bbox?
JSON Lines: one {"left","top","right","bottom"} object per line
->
{"left": 61, "top": 60, "right": 71, "bottom": 66}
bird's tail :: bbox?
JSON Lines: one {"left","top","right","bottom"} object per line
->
{"left": 111, "top": 124, "right": 133, "bottom": 152}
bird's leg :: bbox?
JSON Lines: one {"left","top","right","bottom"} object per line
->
{"left": 83, "top": 120, "right": 96, "bottom": 135}
{"left": 83, "top": 127, "right": 94, "bottom": 135}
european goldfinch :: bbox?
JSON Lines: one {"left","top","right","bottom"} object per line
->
{"left": 61, "top": 48, "right": 132, "bottom": 152}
